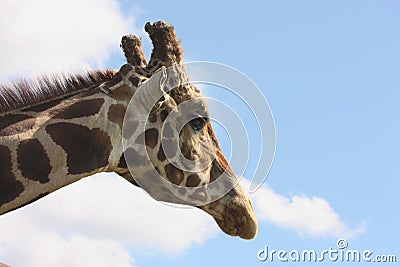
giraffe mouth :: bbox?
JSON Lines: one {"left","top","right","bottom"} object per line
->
{"left": 200, "top": 188, "right": 258, "bottom": 240}
{"left": 214, "top": 204, "right": 258, "bottom": 240}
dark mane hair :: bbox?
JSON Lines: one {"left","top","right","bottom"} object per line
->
{"left": 0, "top": 69, "right": 114, "bottom": 114}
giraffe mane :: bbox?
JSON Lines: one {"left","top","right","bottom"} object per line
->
{"left": 0, "top": 69, "right": 114, "bottom": 114}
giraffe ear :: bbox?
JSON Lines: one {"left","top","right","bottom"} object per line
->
{"left": 134, "top": 66, "right": 168, "bottom": 115}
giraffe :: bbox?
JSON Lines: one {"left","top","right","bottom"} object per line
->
{"left": 0, "top": 21, "right": 258, "bottom": 239}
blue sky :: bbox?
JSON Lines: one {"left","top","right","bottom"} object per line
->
{"left": 0, "top": 0, "right": 399, "bottom": 266}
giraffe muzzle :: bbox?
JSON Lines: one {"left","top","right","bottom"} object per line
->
{"left": 200, "top": 185, "right": 258, "bottom": 240}
{"left": 218, "top": 197, "right": 258, "bottom": 239}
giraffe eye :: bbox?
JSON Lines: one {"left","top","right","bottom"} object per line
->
{"left": 189, "top": 118, "right": 206, "bottom": 132}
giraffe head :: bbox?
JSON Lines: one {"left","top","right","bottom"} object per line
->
{"left": 118, "top": 65, "right": 257, "bottom": 239}
{"left": 112, "top": 21, "right": 258, "bottom": 239}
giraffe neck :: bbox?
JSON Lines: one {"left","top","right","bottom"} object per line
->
{"left": 0, "top": 63, "right": 169, "bottom": 215}
{"left": 0, "top": 83, "right": 129, "bottom": 215}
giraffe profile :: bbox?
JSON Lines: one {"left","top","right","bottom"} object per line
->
{"left": 0, "top": 21, "right": 258, "bottom": 239}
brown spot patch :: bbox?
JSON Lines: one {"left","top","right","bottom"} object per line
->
{"left": 164, "top": 163, "right": 184, "bottom": 185}
{"left": 23, "top": 98, "right": 63, "bottom": 112}
{"left": 0, "top": 114, "right": 31, "bottom": 131}
{"left": 53, "top": 98, "right": 104, "bottom": 119}
{"left": 129, "top": 76, "right": 141, "bottom": 87}
{"left": 209, "top": 150, "right": 234, "bottom": 183}
{"left": 0, "top": 114, "right": 36, "bottom": 136}
{"left": 118, "top": 154, "right": 127, "bottom": 169}
{"left": 46, "top": 122, "right": 112, "bottom": 174}
{"left": 186, "top": 174, "right": 201, "bottom": 187}
{"left": 181, "top": 143, "right": 195, "bottom": 160}
{"left": 119, "top": 64, "right": 133, "bottom": 76}
{"left": 105, "top": 73, "right": 122, "bottom": 88}
{"left": 110, "top": 85, "right": 133, "bottom": 101}
{"left": 136, "top": 128, "right": 159, "bottom": 149}
{"left": 0, "top": 145, "right": 24, "bottom": 207}
{"left": 157, "top": 143, "right": 167, "bottom": 162}
{"left": 78, "top": 87, "right": 100, "bottom": 98}
{"left": 160, "top": 109, "right": 168, "bottom": 122}
{"left": 207, "top": 123, "right": 231, "bottom": 175}
{"left": 17, "top": 139, "right": 51, "bottom": 183}
{"left": 108, "top": 104, "right": 126, "bottom": 129}
{"left": 148, "top": 113, "right": 158, "bottom": 123}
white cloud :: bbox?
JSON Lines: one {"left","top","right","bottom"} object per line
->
{"left": 241, "top": 179, "right": 366, "bottom": 239}
{"left": 0, "top": 173, "right": 218, "bottom": 266}
{"left": 0, "top": 229, "right": 136, "bottom": 267}
{"left": 0, "top": 0, "right": 137, "bottom": 80}
{"left": 0, "top": 174, "right": 218, "bottom": 266}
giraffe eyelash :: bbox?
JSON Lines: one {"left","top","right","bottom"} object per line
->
{"left": 189, "top": 117, "right": 207, "bottom": 132}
